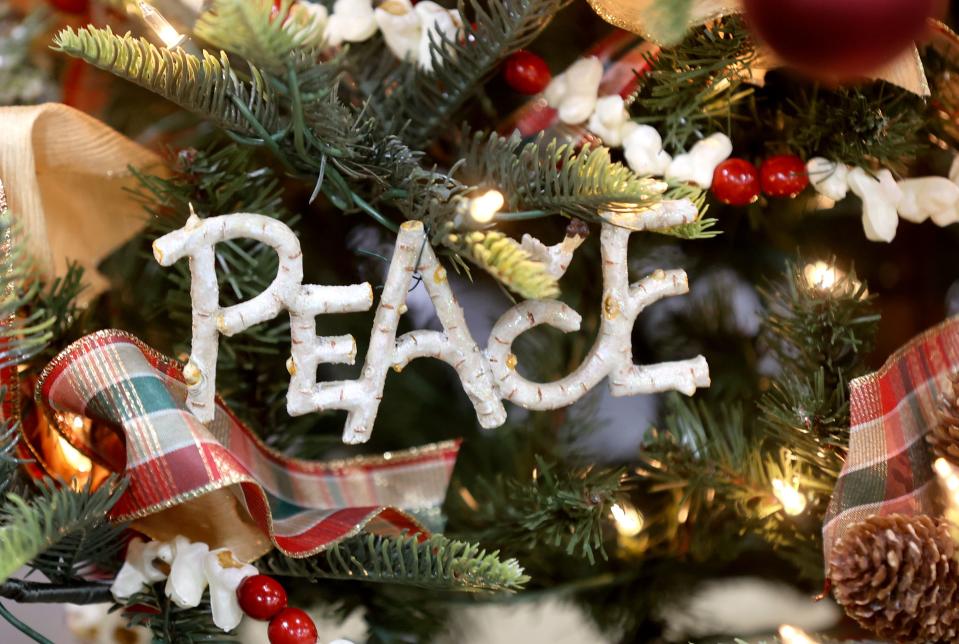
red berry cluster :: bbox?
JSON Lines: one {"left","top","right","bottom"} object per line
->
{"left": 237, "top": 575, "right": 318, "bottom": 644}
{"left": 711, "top": 154, "right": 808, "bottom": 206}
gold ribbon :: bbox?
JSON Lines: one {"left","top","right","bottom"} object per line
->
{"left": 585, "top": 0, "right": 931, "bottom": 96}
{"left": 0, "top": 104, "right": 169, "bottom": 298}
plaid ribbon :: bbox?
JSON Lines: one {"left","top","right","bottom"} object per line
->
{"left": 822, "top": 317, "right": 959, "bottom": 561}
{"left": 37, "top": 330, "right": 460, "bottom": 557}
{"left": 499, "top": 29, "right": 657, "bottom": 142}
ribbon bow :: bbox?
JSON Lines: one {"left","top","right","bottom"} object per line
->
{"left": 34, "top": 330, "right": 459, "bottom": 561}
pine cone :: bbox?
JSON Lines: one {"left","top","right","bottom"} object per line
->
{"left": 930, "top": 372, "right": 959, "bottom": 467}
{"left": 828, "top": 514, "right": 959, "bottom": 643}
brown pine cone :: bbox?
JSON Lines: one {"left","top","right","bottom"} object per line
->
{"left": 930, "top": 372, "right": 959, "bottom": 467}
{"left": 828, "top": 514, "right": 959, "bottom": 643}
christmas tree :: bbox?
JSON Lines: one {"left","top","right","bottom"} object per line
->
{"left": 1, "top": 0, "right": 958, "bottom": 641}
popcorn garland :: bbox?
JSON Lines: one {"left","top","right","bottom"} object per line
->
{"left": 111, "top": 536, "right": 319, "bottom": 642}
{"left": 154, "top": 213, "right": 710, "bottom": 444}
{"left": 309, "top": 0, "right": 462, "bottom": 71}
{"left": 543, "top": 55, "right": 959, "bottom": 243}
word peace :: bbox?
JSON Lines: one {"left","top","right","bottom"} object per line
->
{"left": 154, "top": 213, "right": 710, "bottom": 444}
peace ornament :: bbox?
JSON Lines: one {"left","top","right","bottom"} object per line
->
{"left": 153, "top": 211, "right": 711, "bottom": 444}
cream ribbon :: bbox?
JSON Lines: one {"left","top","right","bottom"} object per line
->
{"left": 0, "top": 103, "right": 168, "bottom": 296}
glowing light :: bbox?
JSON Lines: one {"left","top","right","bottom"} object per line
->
{"left": 57, "top": 436, "right": 92, "bottom": 474}
{"left": 468, "top": 190, "right": 505, "bottom": 223}
{"left": 611, "top": 502, "right": 644, "bottom": 537}
{"left": 139, "top": 1, "right": 185, "bottom": 48}
{"left": 778, "top": 624, "right": 817, "bottom": 644}
{"left": 803, "top": 261, "right": 840, "bottom": 290}
{"left": 936, "top": 457, "right": 959, "bottom": 495}
{"left": 772, "top": 478, "right": 807, "bottom": 516}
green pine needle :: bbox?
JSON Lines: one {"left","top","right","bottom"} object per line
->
{"left": 194, "top": 0, "right": 325, "bottom": 72}
{"left": 449, "top": 230, "right": 560, "bottom": 300}
{"left": 459, "top": 131, "right": 692, "bottom": 224}
{"left": 261, "top": 533, "right": 529, "bottom": 593}
{"left": 0, "top": 477, "right": 126, "bottom": 584}
{"left": 52, "top": 25, "right": 279, "bottom": 135}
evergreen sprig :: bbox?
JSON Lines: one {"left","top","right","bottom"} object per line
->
{"left": 0, "top": 210, "right": 54, "bottom": 369}
{"left": 124, "top": 585, "right": 238, "bottom": 643}
{"left": 382, "top": 0, "right": 571, "bottom": 147}
{"left": 261, "top": 533, "right": 528, "bottom": 592}
{"left": 449, "top": 230, "right": 559, "bottom": 299}
{"left": 53, "top": 26, "right": 280, "bottom": 135}
{"left": 194, "top": 0, "right": 324, "bottom": 72}
{"left": 459, "top": 131, "right": 690, "bottom": 224}
{"left": 454, "top": 457, "right": 625, "bottom": 564}
{"left": 631, "top": 17, "right": 757, "bottom": 152}
{"left": 0, "top": 477, "right": 126, "bottom": 583}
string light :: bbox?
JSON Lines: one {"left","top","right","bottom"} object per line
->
{"left": 803, "top": 260, "right": 840, "bottom": 290}
{"left": 138, "top": 1, "right": 185, "bottom": 49}
{"left": 772, "top": 478, "right": 807, "bottom": 516}
{"left": 778, "top": 624, "right": 818, "bottom": 644}
{"left": 468, "top": 189, "right": 505, "bottom": 224}
{"left": 57, "top": 435, "right": 92, "bottom": 474}
{"left": 935, "top": 458, "right": 959, "bottom": 545}
{"left": 610, "top": 502, "right": 644, "bottom": 537}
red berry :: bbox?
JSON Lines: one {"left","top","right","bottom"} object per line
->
{"left": 711, "top": 159, "right": 761, "bottom": 206}
{"left": 268, "top": 608, "right": 318, "bottom": 644}
{"left": 760, "top": 155, "right": 809, "bottom": 198}
{"left": 503, "top": 51, "right": 551, "bottom": 95}
{"left": 237, "top": 575, "right": 287, "bottom": 621}
{"left": 47, "top": 0, "right": 89, "bottom": 14}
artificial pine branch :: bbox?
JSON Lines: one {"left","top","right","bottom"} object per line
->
{"left": 123, "top": 584, "right": 238, "bottom": 643}
{"left": 0, "top": 578, "right": 112, "bottom": 604}
{"left": 383, "top": 0, "right": 572, "bottom": 147}
{"left": 448, "top": 230, "right": 559, "bottom": 299}
{"left": 194, "top": 0, "right": 324, "bottom": 72}
{"left": 261, "top": 533, "right": 529, "bottom": 592}
{"left": 0, "top": 210, "right": 55, "bottom": 369}
{"left": 458, "top": 130, "right": 707, "bottom": 228}
{"left": 53, "top": 26, "right": 280, "bottom": 136}
{"left": 452, "top": 457, "right": 625, "bottom": 564}
{"left": 0, "top": 477, "right": 126, "bottom": 583}
{"left": 631, "top": 17, "right": 757, "bottom": 152}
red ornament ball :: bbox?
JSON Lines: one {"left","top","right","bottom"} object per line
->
{"left": 742, "top": 0, "right": 936, "bottom": 80}
{"left": 46, "top": 0, "right": 89, "bottom": 14}
{"left": 760, "top": 155, "right": 809, "bottom": 198}
{"left": 237, "top": 575, "right": 287, "bottom": 621}
{"left": 503, "top": 51, "right": 551, "bottom": 95}
{"left": 268, "top": 608, "right": 318, "bottom": 644}
{"left": 711, "top": 159, "right": 760, "bottom": 206}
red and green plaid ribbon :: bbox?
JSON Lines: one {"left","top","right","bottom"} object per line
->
{"left": 823, "top": 317, "right": 959, "bottom": 561}
{"left": 37, "top": 330, "right": 460, "bottom": 557}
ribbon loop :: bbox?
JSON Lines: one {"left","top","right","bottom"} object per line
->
{"left": 37, "top": 330, "right": 459, "bottom": 560}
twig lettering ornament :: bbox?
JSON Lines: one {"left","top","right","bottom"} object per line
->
{"left": 153, "top": 211, "right": 710, "bottom": 444}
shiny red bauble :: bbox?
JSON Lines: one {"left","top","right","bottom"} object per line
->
{"left": 46, "top": 0, "right": 89, "bottom": 14}
{"left": 503, "top": 51, "right": 552, "bottom": 95}
{"left": 237, "top": 575, "right": 287, "bottom": 621}
{"left": 711, "top": 159, "right": 760, "bottom": 206}
{"left": 742, "top": 0, "right": 936, "bottom": 80}
{"left": 760, "top": 155, "right": 809, "bottom": 198}
{"left": 267, "top": 607, "right": 318, "bottom": 644}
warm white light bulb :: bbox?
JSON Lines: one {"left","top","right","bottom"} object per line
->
{"left": 468, "top": 190, "right": 505, "bottom": 223}
{"left": 139, "top": 1, "right": 185, "bottom": 48}
{"left": 778, "top": 624, "right": 817, "bottom": 644}
{"left": 936, "top": 457, "right": 959, "bottom": 498}
{"left": 58, "top": 435, "right": 92, "bottom": 474}
{"left": 772, "top": 478, "right": 807, "bottom": 516}
{"left": 804, "top": 260, "right": 839, "bottom": 290}
{"left": 611, "top": 502, "right": 644, "bottom": 537}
